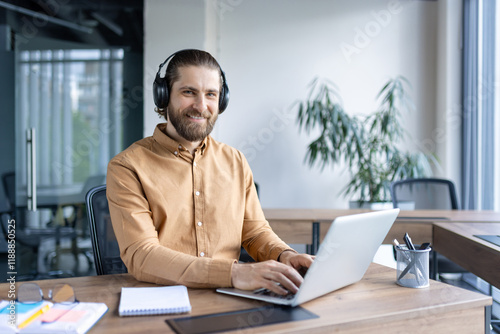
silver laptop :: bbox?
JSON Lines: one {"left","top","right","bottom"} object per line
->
{"left": 217, "top": 209, "right": 400, "bottom": 307}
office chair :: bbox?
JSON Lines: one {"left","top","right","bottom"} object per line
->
{"left": 1, "top": 172, "right": 41, "bottom": 278}
{"left": 390, "top": 178, "right": 466, "bottom": 280}
{"left": 390, "top": 178, "right": 459, "bottom": 210}
{"left": 85, "top": 185, "right": 127, "bottom": 275}
{"left": 0, "top": 172, "right": 75, "bottom": 279}
{"left": 44, "top": 176, "right": 105, "bottom": 275}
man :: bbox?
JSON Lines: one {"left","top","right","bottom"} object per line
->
{"left": 107, "top": 49, "right": 313, "bottom": 296}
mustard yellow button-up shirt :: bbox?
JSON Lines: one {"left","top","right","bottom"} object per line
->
{"left": 106, "top": 123, "right": 292, "bottom": 288}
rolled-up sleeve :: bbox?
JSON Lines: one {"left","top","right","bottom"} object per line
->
{"left": 238, "top": 153, "right": 295, "bottom": 262}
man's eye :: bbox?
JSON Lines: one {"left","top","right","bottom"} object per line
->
{"left": 183, "top": 90, "right": 194, "bottom": 95}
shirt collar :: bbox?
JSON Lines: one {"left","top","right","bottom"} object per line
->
{"left": 153, "top": 123, "right": 209, "bottom": 156}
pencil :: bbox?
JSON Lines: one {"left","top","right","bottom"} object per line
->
{"left": 18, "top": 303, "right": 51, "bottom": 329}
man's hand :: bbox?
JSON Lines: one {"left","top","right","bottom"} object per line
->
{"left": 231, "top": 260, "right": 304, "bottom": 295}
{"left": 231, "top": 251, "right": 315, "bottom": 295}
{"left": 278, "top": 250, "right": 315, "bottom": 276}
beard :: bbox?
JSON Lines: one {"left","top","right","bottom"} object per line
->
{"left": 167, "top": 107, "right": 218, "bottom": 142}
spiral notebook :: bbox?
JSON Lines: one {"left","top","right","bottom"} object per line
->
{"left": 119, "top": 286, "right": 191, "bottom": 316}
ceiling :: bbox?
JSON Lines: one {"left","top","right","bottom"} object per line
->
{"left": 0, "top": 0, "right": 143, "bottom": 51}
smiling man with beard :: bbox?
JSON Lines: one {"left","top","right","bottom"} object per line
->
{"left": 106, "top": 49, "right": 313, "bottom": 296}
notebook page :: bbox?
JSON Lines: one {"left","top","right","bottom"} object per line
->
{"left": 22, "top": 302, "right": 108, "bottom": 334}
{"left": 119, "top": 286, "right": 191, "bottom": 316}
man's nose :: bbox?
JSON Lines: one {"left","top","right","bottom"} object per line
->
{"left": 192, "top": 95, "right": 207, "bottom": 111}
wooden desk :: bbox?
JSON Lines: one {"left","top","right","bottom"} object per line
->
{"left": 433, "top": 222, "right": 500, "bottom": 288}
{"left": 263, "top": 208, "right": 500, "bottom": 223}
{"left": 0, "top": 264, "right": 491, "bottom": 333}
{"left": 264, "top": 208, "right": 500, "bottom": 250}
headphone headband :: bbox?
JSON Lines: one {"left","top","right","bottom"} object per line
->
{"left": 153, "top": 49, "right": 230, "bottom": 114}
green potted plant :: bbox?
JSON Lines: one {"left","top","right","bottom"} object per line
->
{"left": 295, "top": 76, "right": 437, "bottom": 208}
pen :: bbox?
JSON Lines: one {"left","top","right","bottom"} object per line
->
{"left": 392, "top": 239, "right": 405, "bottom": 250}
{"left": 404, "top": 233, "right": 415, "bottom": 251}
{"left": 393, "top": 239, "right": 410, "bottom": 260}
{"left": 18, "top": 303, "right": 51, "bottom": 329}
{"left": 419, "top": 242, "right": 431, "bottom": 250}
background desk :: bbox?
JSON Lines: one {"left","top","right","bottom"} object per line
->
{"left": 433, "top": 222, "right": 500, "bottom": 288}
{"left": 0, "top": 263, "right": 491, "bottom": 333}
{"left": 264, "top": 208, "right": 500, "bottom": 222}
{"left": 263, "top": 209, "right": 500, "bottom": 252}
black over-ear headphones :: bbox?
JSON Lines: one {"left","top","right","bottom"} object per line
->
{"left": 153, "top": 49, "right": 230, "bottom": 114}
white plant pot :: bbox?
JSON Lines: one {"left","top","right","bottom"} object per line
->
{"left": 396, "top": 201, "right": 416, "bottom": 210}
{"left": 348, "top": 201, "right": 394, "bottom": 210}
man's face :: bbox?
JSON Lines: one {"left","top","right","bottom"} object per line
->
{"left": 166, "top": 65, "right": 220, "bottom": 142}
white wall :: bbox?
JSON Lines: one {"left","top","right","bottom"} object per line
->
{"left": 435, "top": 0, "right": 463, "bottom": 196}
{"left": 144, "top": 0, "right": 462, "bottom": 209}
{"left": 144, "top": 1, "right": 207, "bottom": 131}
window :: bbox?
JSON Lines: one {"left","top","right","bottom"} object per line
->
{"left": 16, "top": 49, "right": 124, "bottom": 190}
{"left": 462, "top": 0, "right": 497, "bottom": 211}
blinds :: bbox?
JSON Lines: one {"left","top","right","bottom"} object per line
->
{"left": 16, "top": 49, "right": 124, "bottom": 188}
{"left": 462, "top": 0, "right": 497, "bottom": 210}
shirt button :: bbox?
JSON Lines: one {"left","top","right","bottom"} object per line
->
{"left": 195, "top": 191, "right": 200, "bottom": 196}
{"left": 178, "top": 145, "right": 182, "bottom": 149}
{"left": 200, "top": 252, "right": 205, "bottom": 257}
{"left": 193, "top": 162, "right": 197, "bottom": 167}
{"left": 174, "top": 151, "right": 178, "bottom": 155}
{"left": 197, "top": 221, "right": 202, "bottom": 227}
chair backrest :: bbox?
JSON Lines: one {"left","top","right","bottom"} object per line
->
{"left": 0, "top": 173, "right": 15, "bottom": 238}
{"left": 79, "top": 175, "right": 106, "bottom": 202}
{"left": 390, "top": 178, "right": 459, "bottom": 210}
{"left": 85, "top": 185, "right": 127, "bottom": 275}
{"left": 2, "top": 172, "right": 15, "bottom": 211}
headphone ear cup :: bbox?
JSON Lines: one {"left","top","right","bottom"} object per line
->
{"left": 218, "top": 82, "right": 230, "bottom": 114}
{"left": 218, "top": 71, "right": 230, "bottom": 113}
{"left": 153, "top": 74, "right": 169, "bottom": 109}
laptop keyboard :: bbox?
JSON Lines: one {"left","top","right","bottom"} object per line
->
{"left": 253, "top": 288, "right": 295, "bottom": 300}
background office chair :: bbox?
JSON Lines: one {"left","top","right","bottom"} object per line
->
{"left": 85, "top": 185, "right": 127, "bottom": 275}
{"left": 44, "top": 176, "right": 105, "bottom": 275}
{"left": 1, "top": 172, "right": 42, "bottom": 279}
{"left": 0, "top": 172, "right": 75, "bottom": 279}
{"left": 390, "top": 177, "right": 466, "bottom": 281}
{"left": 390, "top": 178, "right": 459, "bottom": 210}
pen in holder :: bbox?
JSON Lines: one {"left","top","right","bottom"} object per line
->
{"left": 395, "top": 245, "right": 430, "bottom": 289}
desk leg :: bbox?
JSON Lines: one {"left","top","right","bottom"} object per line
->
{"left": 305, "top": 222, "right": 320, "bottom": 255}
{"left": 486, "top": 305, "right": 492, "bottom": 334}
{"left": 432, "top": 251, "right": 438, "bottom": 280}
{"left": 310, "top": 222, "right": 320, "bottom": 255}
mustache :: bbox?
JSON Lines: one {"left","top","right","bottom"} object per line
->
{"left": 184, "top": 108, "right": 211, "bottom": 119}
